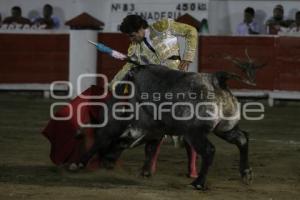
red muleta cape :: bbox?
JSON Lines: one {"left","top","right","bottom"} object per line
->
{"left": 42, "top": 85, "right": 111, "bottom": 169}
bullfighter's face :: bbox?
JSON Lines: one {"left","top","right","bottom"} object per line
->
{"left": 128, "top": 28, "right": 145, "bottom": 43}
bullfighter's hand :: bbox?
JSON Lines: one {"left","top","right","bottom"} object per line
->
{"left": 178, "top": 60, "right": 191, "bottom": 71}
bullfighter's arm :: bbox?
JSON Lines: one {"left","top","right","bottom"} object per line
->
{"left": 109, "top": 43, "right": 137, "bottom": 91}
{"left": 170, "top": 20, "right": 198, "bottom": 62}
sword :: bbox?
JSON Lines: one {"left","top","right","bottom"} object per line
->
{"left": 88, "top": 40, "right": 140, "bottom": 65}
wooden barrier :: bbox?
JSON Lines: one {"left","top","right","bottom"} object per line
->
{"left": 275, "top": 36, "right": 300, "bottom": 91}
{"left": 0, "top": 33, "right": 69, "bottom": 84}
{"left": 198, "top": 35, "right": 300, "bottom": 91}
{"left": 0, "top": 33, "right": 299, "bottom": 98}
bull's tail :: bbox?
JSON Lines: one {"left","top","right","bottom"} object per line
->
{"left": 213, "top": 71, "right": 256, "bottom": 90}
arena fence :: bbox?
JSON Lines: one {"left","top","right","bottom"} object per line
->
{"left": 0, "top": 30, "right": 299, "bottom": 105}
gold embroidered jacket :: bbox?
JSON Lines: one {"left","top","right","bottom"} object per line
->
{"left": 110, "top": 18, "right": 198, "bottom": 89}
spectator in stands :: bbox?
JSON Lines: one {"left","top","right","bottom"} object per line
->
{"left": 3, "top": 6, "right": 31, "bottom": 26}
{"left": 236, "top": 7, "right": 259, "bottom": 35}
{"left": 287, "top": 11, "right": 300, "bottom": 33}
{"left": 265, "top": 4, "right": 292, "bottom": 34}
{"left": 33, "top": 4, "right": 60, "bottom": 29}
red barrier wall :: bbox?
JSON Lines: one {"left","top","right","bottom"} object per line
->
{"left": 0, "top": 33, "right": 299, "bottom": 91}
{"left": 274, "top": 36, "right": 300, "bottom": 91}
{"left": 199, "top": 36, "right": 300, "bottom": 91}
{"left": 0, "top": 33, "right": 69, "bottom": 83}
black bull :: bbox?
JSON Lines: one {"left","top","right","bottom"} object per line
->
{"left": 75, "top": 65, "right": 253, "bottom": 190}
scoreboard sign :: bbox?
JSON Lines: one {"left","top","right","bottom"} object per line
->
{"left": 109, "top": 0, "right": 209, "bottom": 32}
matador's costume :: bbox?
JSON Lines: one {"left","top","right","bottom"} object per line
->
{"left": 110, "top": 18, "right": 197, "bottom": 89}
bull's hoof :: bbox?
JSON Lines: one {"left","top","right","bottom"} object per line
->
{"left": 190, "top": 181, "right": 207, "bottom": 191}
{"left": 68, "top": 163, "right": 79, "bottom": 171}
{"left": 140, "top": 170, "right": 152, "bottom": 177}
{"left": 78, "top": 162, "right": 85, "bottom": 169}
{"left": 190, "top": 178, "right": 207, "bottom": 191}
{"left": 241, "top": 168, "right": 253, "bottom": 185}
{"left": 68, "top": 163, "right": 85, "bottom": 172}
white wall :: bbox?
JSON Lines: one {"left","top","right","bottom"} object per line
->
{"left": 0, "top": 0, "right": 299, "bottom": 33}
{"left": 0, "top": 0, "right": 111, "bottom": 30}
{"left": 0, "top": 0, "right": 209, "bottom": 32}
{"left": 209, "top": 0, "right": 300, "bottom": 35}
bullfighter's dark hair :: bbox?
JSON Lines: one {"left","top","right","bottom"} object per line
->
{"left": 120, "top": 15, "right": 148, "bottom": 34}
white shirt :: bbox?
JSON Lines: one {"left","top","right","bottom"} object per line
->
{"left": 236, "top": 21, "right": 259, "bottom": 35}
{"left": 144, "top": 28, "right": 153, "bottom": 46}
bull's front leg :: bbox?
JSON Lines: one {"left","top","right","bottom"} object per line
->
{"left": 140, "top": 138, "right": 163, "bottom": 177}
{"left": 100, "top": 142, "right": 125, "bottom": 169}
{"left": 68, "top": 142, "right": 101, "bottom": 171}
{"left": 69, "top": 129, "right": 118, "bottom": 171}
